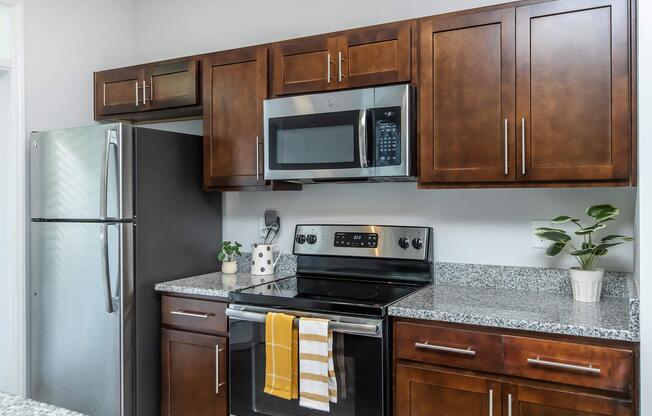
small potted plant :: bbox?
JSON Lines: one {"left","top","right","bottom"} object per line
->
{"left": 534, "top": 204, "right": 633, "bottom": 302}
{"left": 218, "top": 241, "right": 242, "bottom": 274}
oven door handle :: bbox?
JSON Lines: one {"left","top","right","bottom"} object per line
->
{"left": 225, "top": 307, "right": 381, "bottom": 336}
{"left": 359, "top": 109, "right": 370, "bottom": 169}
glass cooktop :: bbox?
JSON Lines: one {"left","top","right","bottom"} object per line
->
{"left": 229, "top": 275, "right": 427, "bottom": 316}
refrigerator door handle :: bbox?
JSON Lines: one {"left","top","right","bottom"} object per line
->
{"left": 101, "top": 223, "right": 118, "bottom": 313}
{"left": 100, "top": 129, "right": 119, "bottom": 220}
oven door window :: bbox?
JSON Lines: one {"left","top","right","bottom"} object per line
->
{"left": 268, "top": 110, "right": 361, "bottom": 170}
{"left": 229, "top": 319, "right": 383, "bottom": 416}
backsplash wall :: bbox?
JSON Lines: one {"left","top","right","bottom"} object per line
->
{"left": 223, "top": 184, "right": 636, "bottom": 272}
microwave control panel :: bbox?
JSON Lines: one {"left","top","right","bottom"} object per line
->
{"left": 373, "top": 107, "right": 401, "bottom": 167}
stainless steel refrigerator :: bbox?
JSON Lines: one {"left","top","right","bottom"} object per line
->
{"left": 29, "top": 123, "right": 222, "bottom": 416}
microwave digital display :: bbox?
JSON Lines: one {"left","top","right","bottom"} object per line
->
{"left": 334, "top": 232, "right": 378, "bottom": 248}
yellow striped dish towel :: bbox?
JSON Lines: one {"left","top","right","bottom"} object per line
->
{"left": 299, "top": 318, "right": 337, "bottom": 411}
{"left": 264, "top": 312, "right": 298, "bottom": 400}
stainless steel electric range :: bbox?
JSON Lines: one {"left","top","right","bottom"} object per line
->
{"left": 226, "top": 224, "right": 433, "bottom": 416}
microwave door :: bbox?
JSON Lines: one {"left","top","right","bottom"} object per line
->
{"left": 265, "top": 109, "right": 374, "bottom": 181}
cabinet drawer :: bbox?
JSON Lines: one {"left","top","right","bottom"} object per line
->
{"left": 503, "top": 335, "right": 634, "bottom": 393}
{"left": 394, "top": 321, "right": 502, "bottom": 372}
{"left": 161, "top": 295, "right": 227, "bottom": 334}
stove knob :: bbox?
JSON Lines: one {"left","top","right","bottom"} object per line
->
{"left": 295, "top": 234, "right": 306, "bottom": 244}
{"left": 306, "top": 234, "right": 317, "bottom": 245}
{"left": 412, "top": 238, "right": 423, "bottom": 250}
{"left": 398, "top": 237, "right": 410, "bottom": 249}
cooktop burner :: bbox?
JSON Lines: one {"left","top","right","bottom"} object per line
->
{"left": 230, "top": 275, "right": 426, "bottom": 316}
{"left": 229, "top": 224, "right": 434, "bottom": 317}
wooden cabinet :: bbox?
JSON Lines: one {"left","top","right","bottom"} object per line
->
{"left": 202, "top": 46, "right": 301, "bottom": 191}
{"left": 393, "top": 318, "right": 637, "bottom": 416}
{"left": 396, "top": 364, "right": 501, "bottom": 416}
{"left": 504, "top": 383, "right": 632, "bottom": 416}
{"left": 203, "top": 47, "right": 267, "bottom": 189}
{"left": 272, "top": 21, "right": 413, "bottom": 96}
{"left": 160, "top": 294, "right": 229, "bottom": 416}
{"left": 419, "top": 9, "right": 515, "bottom": 183}
{"left": 419, "top": 0, "right": 633, "bottom": 187}
{"left": 94, "top": 58, "right": 201, "bottom": 121}
{"left": 161, "top": 328, "right": 227, "bottom": 416}
{"left": 516, "top": 0, "right": 630, "bottom": 182}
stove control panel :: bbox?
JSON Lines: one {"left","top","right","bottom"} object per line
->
{"left": 293, "top": 224, "right": 431, "bottom": 260}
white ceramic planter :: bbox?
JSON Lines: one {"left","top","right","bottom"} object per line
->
{"left": 569, "top": 267, "right": 604, "bottom": 302}
{"left": 221, "top": 260, "right": 238, "bottom": 274}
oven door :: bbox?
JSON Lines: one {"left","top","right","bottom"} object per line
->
{"left": 227, "top": 305, "right": 385, "bottom": 416}
{"left": 263, "top": 88, "right": 375, "bottom": 181}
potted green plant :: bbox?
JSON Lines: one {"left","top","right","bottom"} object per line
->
{"left": 534, "top": 204, "right": 633, "bottom": 303}
{"left": 218, "top": 241, "right": 242, "bottom": 274}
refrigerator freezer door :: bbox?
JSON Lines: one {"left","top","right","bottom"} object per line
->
{"left": 30, "top": 123, "right": 133, "bottom": 220}
{"left": 30, "top": 221, "right": 133, "bottom": 416}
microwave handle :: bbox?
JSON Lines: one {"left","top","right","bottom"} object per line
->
{"left": 359, "top": 109, "right": 369, "bottom": 168}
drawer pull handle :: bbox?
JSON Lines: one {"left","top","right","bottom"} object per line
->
{"left": 527, "top": 357, "right": 601, "bottom": 374}
{"left": 171, "top": 310, "right": 210, "bottom": 319}
{"left": 414, "top": 341, "right": 476, "bottom": 356}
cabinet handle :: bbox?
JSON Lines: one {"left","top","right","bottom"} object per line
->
{"left": 327, "top": 53, "right": 332, "bottom": 84}
{"left": 256, "top": 136, "right": 260, "bottom": 181}
{"left": 338, "top": 51, "right": 343, "bottom": 82}
{"left": 170, "top": 310, "right": 210, "bottom": 319}
{"left": 508, "top": 393, "right": 513, "bottom": 416}
{"left": 527, "top": 357, "right": 601, "bottom": 374}
{"left": 216, "top": 346, "right": 226, "bottom": 395}
{"left": 102, "top": 83, "right": 106, "bottom": 106}
{"left": 504, "top": 118, "right": 508, "bottom": 175}
{"left": 135, "top": 82, "right": 140, "bottom": 107}
{"left": 142, "top": 80, "right": 148, "bottom": 104}
{"left": 488, "top": 389, "right": 493, "bottom": 416}
{"left": 149, "top": 76, "right": 154, "bottom": 102}
{"left": 521, "top": 117, "right": 526, "bottom": 175}
{"left": 414, "top": 341, "right": 476, "bottom": 356}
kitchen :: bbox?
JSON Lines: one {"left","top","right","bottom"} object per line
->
{"left": 0, "top": 0, "right": 650, "bottom": 415}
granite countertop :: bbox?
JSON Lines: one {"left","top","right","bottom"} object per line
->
{"left": 155, "top": 253, "right": 296, "bottom": 298}
{"left": 0, "top": 392, "right": 86, "bottom": 415}
{"left": 388, "top": 263, "right": 639, "bottom": 342}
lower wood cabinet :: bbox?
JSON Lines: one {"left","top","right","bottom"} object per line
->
{"left": 396, "top": 364, "right": 501, "bottom": 416}
{"left": 393, "top": 319, "right": 637, "bottom": 416}
{"left": 160, "top": 294, "right": 229, "bottom": 416}
{"left": 504, "top": 383, "right": 632, "bottom": 416}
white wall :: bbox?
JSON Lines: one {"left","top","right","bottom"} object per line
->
{"left": 131, "top": 0, "right": 638, "bottom": 273}
{"left": 133, "top": 0, "right": 502, "bottom": 62}
{"left": 224, "top": 184, "right": 636, "bottom": 271}
{"left": 24, "top": 0, "right": 136, "bottom": 132}
{"left": 638, "top": 0, "right": 651, "bottom": 412}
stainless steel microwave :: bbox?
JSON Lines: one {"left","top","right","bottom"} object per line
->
{"left": 263, "top": 84, "right": 415, "bottom": 183}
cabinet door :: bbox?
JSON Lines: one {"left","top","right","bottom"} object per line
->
{"left": 145, "top": 59, "right": 199, "bottom": 110}
{"left": 94, "top": 67, "right": 144, "bottom": 116}
{"left": 203, "top": 47, "right": 267, "bottom": 188}
{"left": 272, "top": 37, "right": 338, "bottom": 95}
{"left": 516, "top": 0, "right": 630, "bottom": 182}
{"left": 161, "top": 328, "right": 227, "bottom": 416}
{"left": 341, "top": 22, "right": 412, "bottom": 89}
{"left": 419, "top": 9, "right": 516, "bottom": 183}
{"left": 395, "top": 364, "right": 501, "bottom": 416}
{"left": 504, "top": 383, "right": 632, "bottom": 416}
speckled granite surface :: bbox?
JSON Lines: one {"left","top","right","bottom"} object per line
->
{"left": 0, "top": 392, "right": 86, "bottom": 415}
{"left": 389, "top": 263, "right": 639, "bottom": 342}
{"left": 155, "top": 253, "right": 297, "bottom": 298}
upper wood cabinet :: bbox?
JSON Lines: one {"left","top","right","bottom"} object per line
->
{"left": 516, "top": 0, "right": 630, "bottom": 182}
{"left": 419, "top": 0, "right": 633, "bottom": 187}
{"left": 203, "top": 47, "right": 268, "bottom": 189}
{"left": 419, "top": 9, "right": 515, "bottom": 183}
{"left": 94, "top": 58, "right": 201, "bottom": 121}
{"left": 272, "top": 21, "right": 414, "bottom": 96}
